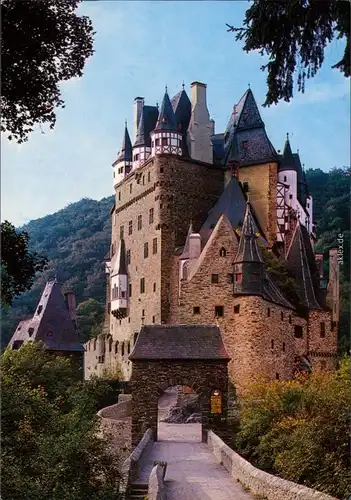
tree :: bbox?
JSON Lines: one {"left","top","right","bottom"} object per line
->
{"left": 1, "top": 0, "right": 94, "bottom": 143}
{"left": 1, "top": 343, "right": 122, "bottom": 500}
{"left": 233, "top": 358, "right": 351, "bottom": 498}
{"left": 1, "top": 221, "right": 48, "bottom": 307}
{"left": 228, "top": 0, "right": 350, "bottom": 106}
{"left": 76, "top": 299, "right": 105, "bottom": 343}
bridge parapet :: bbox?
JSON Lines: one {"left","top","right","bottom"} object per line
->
{"left": 207, "top": 431, "right": 337, "bottom": 500}
{"left": 148, "top": 461, "right": 168, "bottom": 500}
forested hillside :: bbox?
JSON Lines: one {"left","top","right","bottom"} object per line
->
{"left": 1, "top": 167, "right": 349, "bottom": 351}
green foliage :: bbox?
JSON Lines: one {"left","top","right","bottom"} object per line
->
{"left": 1, "top": 342, "right": 121, "bottom": 500}
{"left": 228, "top": 0, "right": 350, "bottom": 106}
{"left": 1, "top": 0, "right": 94, "bottom": 143}
{"left": 233, "top": 360, "right": 351, "bottom": 498}
{"left": 1, "top": 221, "right": 48, "bottom": 308}
{"left": 76, "top": 299, "right": 105, "bottom": 343}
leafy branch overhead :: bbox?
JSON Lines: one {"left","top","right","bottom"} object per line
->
{"left": 1, "top": 221, "right": 48, "bottom": 307}
{"left": 227, "top": 0, "right": 350, "bottom": 105}
{"left": 1, "top": 0, "right": 94, "bottom": 143}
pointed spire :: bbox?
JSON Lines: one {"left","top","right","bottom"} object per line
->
{"left": 235, "top": 202, "right": 263, "bottom": 263}
{"left": 280, "top": 133, "right": 296, "bottom": 171}
{"left": 116, "top": 123, "right": 132, "bottom": 162}
{"left": 113, "top": 238, "right": 128, "bottom": 276}
{"left": 154, "top": 89, "right": 177, "bottom": 131}
{"left": 182, "top": 81, "right": 185, "bottom": 90}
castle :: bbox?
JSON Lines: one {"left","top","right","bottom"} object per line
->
{"left": 84, "top": 81, "right": 339, "bottom": 397}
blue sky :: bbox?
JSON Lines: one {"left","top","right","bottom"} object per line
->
{"left": 2, "top": 1, "right": 349, "bottom": 227}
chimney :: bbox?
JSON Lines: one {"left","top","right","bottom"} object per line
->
{"left": 326, "top": 248, "right": 340, "bottom": 324}
{"left": 315, "top": 253, "right": 324, "bottom": 278}
{"left": 190, "top": 81, "right": 208, "bottom": 110}
{"left": 64, "top": 291, "right": 76, "bottom": 321}
{"left": 188, "top": 81, "right": 212, "bottom": 163}
{"left": 133, "top": 97, "right": 144, "bottom": 143}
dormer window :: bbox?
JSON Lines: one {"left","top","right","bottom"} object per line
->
{"left": 47, "top": 331, "right": 53, "bottom": 337}
{"left": 28, "top": 327, "right": 34, "bottom": 337}
{"left": 241, "top": 140, "right": 249, "bottom": 150}
{"left": 162, "top": 116, "right": 168, "bottom": 124}
{"left": 219, "top": 247, "right": 226, "bottom": 257}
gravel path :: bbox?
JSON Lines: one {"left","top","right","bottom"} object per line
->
{"left": 136, "top": 388, "right": 253, "bottom": 499}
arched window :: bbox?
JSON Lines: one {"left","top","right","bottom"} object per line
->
{"left": 108, "top": 337, "right": 113, "bottom": 352}
{"left": 183, "top": 264, "right": 188, "bottom": 280}
{"left": 121, "top": 343, "right": 125, "bottom": 357}
{"left": 219, "top": 247, "right": 226, "bottom": 257}
{"left": 114, "top": 341, "right": 119, "bottom": 354}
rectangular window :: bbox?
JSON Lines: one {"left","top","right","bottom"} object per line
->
{"left": 148, "top": 172, "right": 151, "bottom": 182}
{"left": 271, "top": 339, "right": 274, "bottom": 349}
{"left": 160, "top": 167, "right": 164, "bottom": 173}
{"left": 235, "top": 273, "right": 242, "bottom": 282}
{"left": 276, "top": 373, "right": 280, "bottom": 380}
{"left": 234, "top": 305, "right": 240, "bottom": 314}
{"left": 294, "top": 325, "right": 303, "bottom": 338}
{"left": 179, "top": 139, "right": 182, "bottom": 149}
{"left": 153, "top": 237, "right": 157, "bottom": 254}
{"left": 142, "top": 309, "right": 145, "bottom": 317}
{"left": 149, "top": 208, "right": 154, "bottom": 225}
{"left": 320, "top": 322, "right": 326, "bottom": 338}
{"left": 144, "top": 242, "right": 149, "bottom": 258}
{"left": 227, "top": 273, "right": 234, "bottom": 284}
{"left": 243, "top": 181, "right": 249, "bottom": 192}
{"left": 130, "top": 184, "right": 132, "bottom": 194}
{"left": 153, "top": 282, "right": 156, "bottom": 292}
{"left": 252, "top": 273, "right": 260, "bottom": 281}
{"left": 128, "top": 283, "right": 132, "bottom": 297}
{"left": 193, "top": 306, "right": 200, "bottom": 314}
{"left": 128, "top": 220, "right": 133, "bottom": 235}
{"left": 282, "top": 342, "right": 285, "bottom": 352}
{"left": 289, "top": 315, "right": 292, "bottom": 324}
{"left": 120, "top": 226, "right": 124, "bottom": 239}
{"left": 289, "top": 194, "right": 293, "bottom": 199}
{"left": 155, "top": 138, "right": 160, "bottom": 146}
{"left": 284, "top": 176, "right": 287, "bottom": 182}
{"left": 118, "top": 192, "right": 121, "bottom": 201}
{"left": 267, "top": 307, "right": 271, "bottom": 317}
{"left": 281, "top": 311, "right": 284, "bottom": 321}
{"left": 162, "top": 137, "right": 168, "bottom": 146}
{"left": 126, "top": 249, "right": 131, "bottom": 265}
{"left": 215, "top": 305, "right": 224, "bottom": 317}
{"left": 142, "top": 176, "right": 145, "bottom": 185}
{"left": 152, "top": 316, "right": 155, "bottom": 323}
{"left": 140, "top": 278, "right": 145, "bottom": 294}
{"left": 137, "top": 215, "right": 142, "bottom": 230}
{"left": 211, "top": 274, "right": 219, "bottom": 284}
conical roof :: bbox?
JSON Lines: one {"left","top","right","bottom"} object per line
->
{"left": 133, "top": 105, "right": 159, "bottom": 147}
{"left": 235, "top": 202, "right": 264, "bottom": 263}
{"left": 279, "top": 134, "right": 296, "bottom": 171}
{"left": 112, "top": 238, "right": 128, "bottom": 276}
{"left": 116, "top": 123, "right": 132, "bottom": 162}
{"left": 154, "top": 89, "right": 177, "bottom": 131}
{"left": 286, "top": 222, "right": 321, "bottom": 309}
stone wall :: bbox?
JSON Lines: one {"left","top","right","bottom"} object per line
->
{"left": 97, "top": 395, "right": 132, "bottom": 471}
{"left": 308, "top": 309, "right": 338, "bottom": 371}
{"left": 148, "top": 462, "right": 168, "bottom": 500}
{"left": 130, "top": 360, "right": 229, "bottom": 446}
{"left": 207, "top": 431, "right": 337, "bottom": 500}
{"left": 120, "top": 428, "right": 154, "bottom": 497}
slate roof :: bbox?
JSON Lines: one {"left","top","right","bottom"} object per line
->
{"left": 224, "top": 89, "right": 277, "bottom": 168}
{"left": 286, "top": 222, "right": 321, "bottom": 309}
{"left": 129, "top": 325, "right": 230, "bottom": 361}
{"left": 235, "top": 202, "right": 264, "bottom": 263}
{"left": 154, "top": 90, "right": 177, "bottom": 132}
{"left": 8, "top": 280, "right": 83, "bottom": 352}
{"left": 200, "top": 177, "right": 266, "bottom": 244}
{"left": 171, "top": 89, "right": 191, "bottom": 134}
{"left": 115, "top": 123, "right": 132, "bottom": 163}
{"left": 262, "top": 273, "right": 294, "bottom": 310}
{"left": 112, "top": 238, "right": 128, "bottom": 276}
{"left": 278, "top": 135, "right": 296, "bottom": 172}
{"left": 133, "top": 105, "right": 159, "bottom": 147}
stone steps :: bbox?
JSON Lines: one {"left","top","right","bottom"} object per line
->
{"left": 129, "top": 482, "right": 148, "bottom": 500}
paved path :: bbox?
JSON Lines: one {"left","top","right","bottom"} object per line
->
{"left": 137, "top": 388, "right": 253, "bottom": 499}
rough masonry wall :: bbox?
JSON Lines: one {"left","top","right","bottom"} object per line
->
{"left": 238, "top": 162, "right": 278, "bottom": 244}
{"left": 155, "top": 155, "right": 224, "bottom": 323}
{"left": 130, "top": 360, "right": 228, "bottom": 446}
{"left": 308, "top": 309, "right": 338, "bottom": 371}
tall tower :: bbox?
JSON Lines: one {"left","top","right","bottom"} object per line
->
{"left": 112, "top": 123, "right": 132, "bottom": 189}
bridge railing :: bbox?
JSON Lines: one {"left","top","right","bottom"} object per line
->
{"left": 119, "top": 428, "right": 154, "bottom": 499}
{"left": 207, "top": 431, "right": 337, "bottom": 500}
{"left": 148, "top": 461, "right": 168, "bottom": 500}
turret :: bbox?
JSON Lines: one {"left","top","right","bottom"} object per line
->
{"left": 150, "top": 87, "right": 182, "bottom": 157}
{"left": 112, "top": 122, "right": 132, "bottom": 188}
{"left": 110, "top": 238, "right": 128, "bottom": 319}
{"left": 233, "top": 202, "right": 264, "bottom": 295}
{"left": 278, "top": 134, "right": 298, "bottom": 209}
